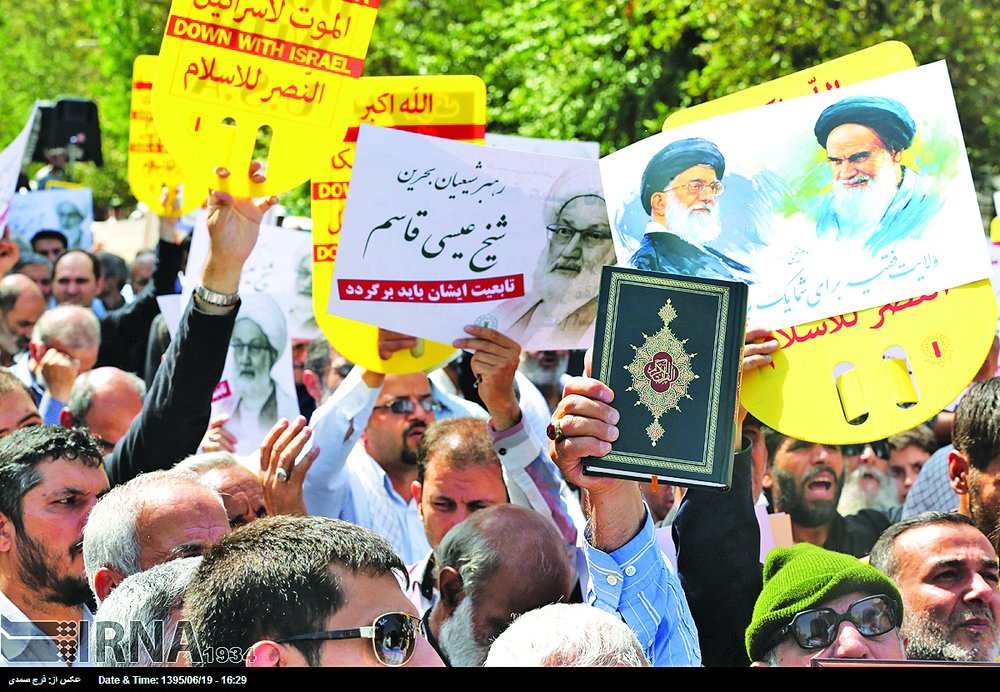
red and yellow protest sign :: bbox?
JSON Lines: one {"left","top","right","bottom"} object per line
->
{"left": 664, "top": 42, "right": 998, "bottom": 443}
{"left": 128, "top": 55, "right": 201, "bottom": 216}
{"left": 151, "top": 0, "right": 380, "bottom": 198}
{"left": 311, "top": 75, "right": 487, "bottom": 374}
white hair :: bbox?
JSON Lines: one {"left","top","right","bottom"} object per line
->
{"left": 91, "top": 557, "right": 201, "bottom": 667}
{"left": 484, "top": 603, "right": 647, "bottom": 667}
{"left": 83, "top": 470, "right": 223, "bottom": 605}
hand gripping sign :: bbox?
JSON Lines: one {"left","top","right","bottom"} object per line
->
{"left": 663, "top": 42, "right": 998, "bottom": 444}
{"left": 129, "top": 55, "right": 202, "bottom": 216}
{"left": 311, "top": 75, "right": 487, "bottom": 374}
{"left": 151, "top": 0, "right": 380, "bottom": 198}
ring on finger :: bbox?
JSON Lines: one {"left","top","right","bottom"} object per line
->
{"left": 275, "top": 467, "right": 290, "bottom": 483}
{"left": 545, "top": 417, "right": 565, "bottom": 442}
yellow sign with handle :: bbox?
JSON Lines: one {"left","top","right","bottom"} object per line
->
{"left": 311, "top": 75, "right": 487, "bottom": 374}
{"left": 664, "top": 42, "right": 998, "bottom": 443}
{"left": 151, "top": 0, "right": 380, "bottom": 198}
{"left": 128, "top": 55, "right": 201, "bottom": 216}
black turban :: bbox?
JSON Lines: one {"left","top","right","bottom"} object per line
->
{"left": 639, "top": 138, "right": 726, "bottom": 215}
{"left": 814, "top": 96, "right": 916, "bottom": 153}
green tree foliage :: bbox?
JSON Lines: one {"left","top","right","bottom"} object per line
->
{"left": 0, "top": 1, "right": 995, "bottom": 215}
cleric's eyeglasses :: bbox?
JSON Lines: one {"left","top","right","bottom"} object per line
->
{"left": 841, "top": 439, "right": 889, "bottom": 459}
{"left": 275, "top": 612, "right": 425, "bottom": 666}
{"left": 766, "top": 594, "right": 897, "bottom": 652}
{"left": 663, "top": 180, "right": 724, "bottom": 196}
{"left": 372, "top": 397, "right": 444, "bottom": 415}
{"left": 545, "top": 225, "right": 613, "bottom": 247}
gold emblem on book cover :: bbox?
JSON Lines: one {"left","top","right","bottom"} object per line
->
{"left": 625, "top": 300, "right": 697, "bottom": 446}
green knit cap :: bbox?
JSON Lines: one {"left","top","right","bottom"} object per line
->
{"left": 745, "top": 543, "right": 903, "bottom": 662}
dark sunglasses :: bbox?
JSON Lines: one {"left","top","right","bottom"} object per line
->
{"left": 767, "top": 594, "right": 897, "bottom": 652}
{"left": 841, "top": 439, "right": 889, "bottom": 459}
{"left": 373, "top": 398, "right": 444, "bottom": 415}
{"left": 275, "top": 612, "right": 425, "bottom": 666}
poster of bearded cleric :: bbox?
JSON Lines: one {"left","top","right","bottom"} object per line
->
{"left": 601, "top": 61, "right": 989, "bottom": 329}
{"left": 328, "top": 125, "right": 614, "bottom": 351}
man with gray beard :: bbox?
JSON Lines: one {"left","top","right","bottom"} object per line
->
{"left": 630, "top": 137, "right": 751, "bottom": 281}
{"left": 424, "top": 504, "right": 571, "bottom": 666}
{"left": 813, "top": 95, "right": 936, "bottom": 253}
{"left": 870, "top": 512, "right": 999, "bottom": 662}
{"left": 497, "top": 168, "right": 616, "bottom": 351}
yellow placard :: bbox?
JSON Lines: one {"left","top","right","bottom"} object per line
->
{"left": 151, "top": 0, "right": 380, "bottom": 198}
{"left": 663, "top": 42, "right": 915, "bottom": 129}
{"left": 742, "top": 283, "right": 998, "bottom": 444}
{"left": 664, "top": 42, "right": 997, "bottom": 442}
{"left": 991, "top": 217, "right": 1000, "bottom": 243}
{"left": 128, "top": 55, "right": 201, "bottom": 216}
{"left": 311, "top": 75, "right": 487, "bottom": 374}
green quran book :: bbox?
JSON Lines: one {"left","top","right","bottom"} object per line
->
{"left": 583, "top": 266, "right": 748, "bottom": 490}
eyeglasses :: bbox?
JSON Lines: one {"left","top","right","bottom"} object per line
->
{"left": 275, "top": 612, "right": 425, "bottom": 667}
{"left": 372, "top": 397, "right": 444, "bottom": 415}
{"left": 545, "top": 225, "right": 613, "bottom": 247}
{"left": 841, "top": 439, "right": 889, "bottom": 459}
{"left": 766, "top": 594, "right": 897, "bottom": 652}
{"left": 663, "top": 180, "right": 724, "bottom": 196}
{"left": 231, "top": 341, "right": 274, "bottom": 356}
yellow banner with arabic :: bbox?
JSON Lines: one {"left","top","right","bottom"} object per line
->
{"left": 312, "top": 75, "right": 487, "bottom": 374}
{"left": 151, "top": 0, "right": 379, "bottom": 198}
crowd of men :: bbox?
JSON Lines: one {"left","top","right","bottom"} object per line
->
{"left": 0, "top": 101, "right": 998, "bottom": 669}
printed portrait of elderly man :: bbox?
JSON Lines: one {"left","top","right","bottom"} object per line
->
{"left": 630, "top": 137, "right": 752, "bottom": 282}
{"left": 494, "top": 167, "right": 616, "bottom": 350}
{"left": 225, "top": 293, "right": 299, "bottom": 450}
{"left": 812, "top": 95, "right": 937, "bottom": 253}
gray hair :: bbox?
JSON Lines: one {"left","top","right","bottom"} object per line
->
{"left": 83, "top": 470, "right": 223, "bottom": 605}
{"left": 434, "top": 518, "right": 501, "bottom": 602}
{"left": 91, "top": 557, "right": 201, "bottom": 667}
{"left": 66, "top": 370, "right": 146, "bottom": 423}
{"left": 484, "top": 603, "right": 647, "bottom": 667}
{"left": 173, "top": 451, "right": 244, "bottom": 476}
{"left": 32, "top": 304, "right": 100, "bottom": 349}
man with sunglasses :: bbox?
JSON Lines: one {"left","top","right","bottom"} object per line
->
{"left": 185, "top": 515, "right": 443, "bottom": 667}
{"left": 306, "top": 324, "right": 577, "bottom": 569}
{"left": 305, "top": 356, "right": 486, "bottom": 565}
{"left": 837, "top": 438, "right": 899, "bottom": 518}
{"left": 762, "top": 431, "right": 892, "bottom": 557}
{"left": 746, "top": 543, "right": 907, "bottom": 666}
{"left": 629, "top": 137, "right": 752, "bottom": 282}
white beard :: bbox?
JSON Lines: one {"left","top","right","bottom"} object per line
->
{"left": 830, "top": 164, "right": 899, "bottom": 234}
{"left": 519, "top": 352, "right": 569, "bottom": 390}
{"left": 439, "top": 597, "right": 491, "bottom": 667}
{"left": 837, "top": 465, "right": 898, "bottom": 515}
{"left": 663, "top": 195, "right": 722, "bottom": 246}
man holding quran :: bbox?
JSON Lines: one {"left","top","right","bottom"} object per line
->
{"left": 546, "top": 325, "right": 779, "bottom": 666}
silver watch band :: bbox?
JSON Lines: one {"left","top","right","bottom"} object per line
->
{"left": 195, "top": 283, "right": 240, "bottom": 307}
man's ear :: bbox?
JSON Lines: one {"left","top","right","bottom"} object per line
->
{"left": 302, "top": 370, "right": 321, "bottom": 404}
{"left": 437, "top": 566, "right": 465, "bottom": 615}
{"left": 94, "top": 567, "right": 124, "bottom": 603}
{"left": 650, "top": 191, "right": 667, "bottom": 217}
{"left": 762, "top": 465, "right": 774, "bottom": 490}
{"left": 412, "top": 481, "right": 423, "bottom": 518}
{"left": 59, "top": 408, "right": 75, "bottom": 429}
{"left": 0, "top": 513, "right": 15, "bottom": 553}
{"left": 245, "top": 641, "right": 283, "bottom": 667}
{"left": 28, "top": 341, "right": 45, "bottom": 364}
{"left": 948, "top": 449, "right": 970, "bottom": 495}
{"left": 95, "top": 277, "right": 105, "bottom": 297}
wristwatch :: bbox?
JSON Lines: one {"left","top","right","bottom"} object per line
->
{"left": 194, "top": 283, "right": 240, "bottom": 307}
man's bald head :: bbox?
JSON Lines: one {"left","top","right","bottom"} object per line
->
{"left": 432, "top": 504, "right": 571, "bottom": 666}
{"left": 61, "top": 367, "right": 145, "bottom": 452}
{"left": 0, "top": 274, "right": 46, "bottom": 362}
